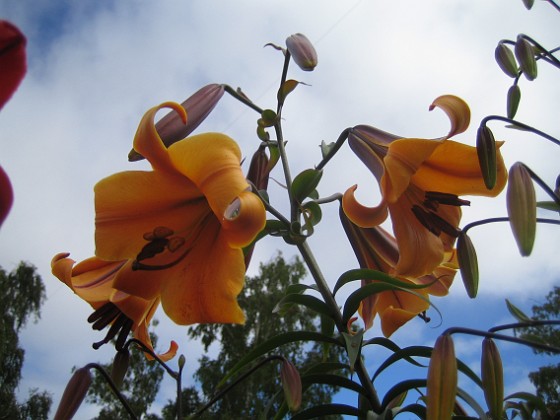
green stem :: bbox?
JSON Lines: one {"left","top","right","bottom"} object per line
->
{"left": 546, "top": 0, "right": 560, "bottom": 12}
{"left": 488, "top": 319, "right": 560, "bottom": 334}
{"left": 463, "top": 217, "right": 560, "bottom": 234}
{"left": 86, "top": 363, "right": 138, "bottom": 419}
{"left": 274, "top": 51, "right": 297, "bottom": 222}
{"left": 316, "top": 128, "right": 351, "bottom": 171}
{"left": 481, "top": 115, "right": 560, "bottom": 146}
{"left": 223, "top": 84, "right": 264, "bottom": 114}
{"left": 444, "top": 327, "right": 560, "bottom": 354}
{"left": 296, "top": 240, "right": 382, "bottom": 413}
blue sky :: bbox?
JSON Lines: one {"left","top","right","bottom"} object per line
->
{"left": 1, "top": 0, "right": 559, "bottom": 418}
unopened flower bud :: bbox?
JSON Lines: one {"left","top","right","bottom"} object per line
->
{"left": 521, "top": 0, "right": 535, "bottom": 9}
{"left": 514, "top": 36, "right": 537, "bottom": 81}
{"left": 507, "top": 84, "right": 521, "bottom": 119}
{"left": 476, "top": 125, "right": 498, "bottom": 190}
{"left": 54, "top": 367, "right": 92, "bottom": 420}
{"left": 111, "top": 349, "right": 130, "bottom": 389}
{"left": 129, "top": 84, "right": 225, "bottom": 161}
{"left": 247, "top": 146, "right": 270, "bottom": 192}
{"left": 507, "top": 162, "right": 536, "bottom": 256}
{"left": 481, "top": 338, "right": 504, "bottom": 420}
{"left": 280, "top": 359, "right": 302, "bottom": 411}
{"left": 286, "top": 33, "right": 318, "bottom": 71}
{"left": 495, "top": 43, "right": 519, "bottom": 78}
{"left": 427, "top": 334, "right": 457, "bottom": 420}
{"left": 457, "top": 231, "right": 479, "bottom": 298}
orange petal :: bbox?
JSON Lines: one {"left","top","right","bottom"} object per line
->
{"left": 133, "top": 102, "right": 187, "bottom": 172}
{"left": 112, "top": 260, "right": 166, "bottom": 301}
{"left": 429, "top": 95, "right": 471, "bottom": 138}
{"left": 221, "top": 189, "right": 266, "bottom": 248}
{"left": 376, "top": 289, "right": 430, "bottom": 337}
{"left": 342, "top": 185, "right": 388, "bottom": 228}
{"left": 168, "top": 132, "right": 249, "bottom": 219}
{"left": 383, "top": 138, "right": 442, "bottom": 202}
{"left": 95, "top": 170, "right": 207, "bottom": 261}
{"left": 159, "top": 224, "right": 246, "bottom": 325}
{"left": 388, "top": 197, "right": 445, "bottom": 278}
{"left": 413, "top": 140, "right": 508, "bottom": 197}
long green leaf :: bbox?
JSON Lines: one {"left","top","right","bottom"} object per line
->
{"left": 456, "top": 387, "right": 489, "bottom": 419}
{"left": 393, "top": 403, "right": 426, "bottom": 418}
{"left": 290, "top": 403, "right": 365, "bottom": 419}
{"left": 333, "top": 268, "right": 430, "bottom": 296}
{"left": 218, "top": 331, "right": 343, "bottom": 386}
{"left": 273, "top": 293, "right": 333, "bottom": 318}
{"left": 302, "top": 373, "right": 367, "bottom": 397}
{"left": 382, "top": 379, "right": 427, "bottom": 408}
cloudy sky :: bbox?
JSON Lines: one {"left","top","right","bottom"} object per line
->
{"left": 1, "top": 0, "right": 559, "bottom": 417}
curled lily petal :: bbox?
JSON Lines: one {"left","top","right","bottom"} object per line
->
{"left": 429, "top": 95, "right": 470, "bottom": 138}
{"left": 342, "top": 185, "right": 388, "bottom": 228}
{"left": 222, "top": 190, "right": 266, "bottom": 248}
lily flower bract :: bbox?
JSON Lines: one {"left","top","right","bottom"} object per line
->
{"left": 52, "top": 253, "right": 178, "bottom": 361}
{"left": 94, "top": 102, "right": 266, "bottom": 326}
{"left": 340, "top": 207, "right": 457, "bottom": 337}
{"left": 343, "top": 95, "right": 507, "bottom": 278}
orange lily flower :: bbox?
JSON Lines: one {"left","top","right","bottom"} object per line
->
{"left": 340, "top": 206, "right": 457, "bottom": 337}
{"left": 94, "top": 102, "right": 266, "bottom": 325}
{"left": 52, "top": 253, "right": 178, "bottom": 361}
{"left": 342, "top": 95, "right": 507, "bottom": 278}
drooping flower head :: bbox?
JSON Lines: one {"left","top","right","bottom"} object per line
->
{"left": 340, "top": 206, "right": 456, "bottom": 337}
{"left": 343, "top": 95, "right": 507, "bottom": 278}
{"left": 52, "top": 253, "right": 178, "bottom": 360}
{"left": 95, "top": 102, "right": 266, "bottom": 326}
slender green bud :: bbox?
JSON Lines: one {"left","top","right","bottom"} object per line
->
{"left": 280, "top": 359, "right": 302, "bottom": 411}
{"left": 54, "top": 367, "right": 92, "bottom": 420}
{"left": 507, "top": 162, "right": 536, "bottom": 256}
{"left": 111, "top": 349, "right": 130, "bottom": 389}
{"left": 507, "top": 84, "right": 521, "bottom": 119}
{"left": 476, "top": 125, "right": 498, "bottom": 190}
{"left": 285, "top": 33, "right": 318, "bottom": 71}
{"left": 457, "top": 231, "right": 479, "bottom": 298}
{"left": 427, "top": 334, "right": 457, "bottom": 420}
{"left": 495, "top": 43, "right": 519, "bottom": 78}
{"left": 514, "top": 37, "right": 537, "bottom": 81}
{"left": 178, "top": 354, "right": 186, "bottom": 369}
{"left": 481, "top": 338, "right": 504, "bottom": 420}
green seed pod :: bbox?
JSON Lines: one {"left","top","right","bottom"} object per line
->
{"left": 515, "top": 37, "right": 538, "bottom": 81}
{"left": 495, "top": 43, "right": 519, "bottom": 78}
{"left": 476, "top": 125, "right": 498, "bottom": 190}
{"left": 507, "top": 162, "right": 536, "bottom": 256}
{"left": 507, "top": 84, "right": 521, "bottom": 119}
{"left": 457, "top": 231, "right": 479, "bottom": 298}
{"left": 481, "top": 338, "right": 504, "bottom": 420}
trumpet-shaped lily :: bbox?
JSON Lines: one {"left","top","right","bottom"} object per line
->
{"left": 340, "top": 206, "right": 457, "bottom": 337}
{"left": 52, "top": 253, "right": 178, "bottom": 361}
{"left": 94, "top": 102, "right": 266, "bottom": 326}
{"left": 343, "top": 95, "right": 507, "bottom": 278}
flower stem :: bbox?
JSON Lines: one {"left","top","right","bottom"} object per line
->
{"left": 316, "top": 128, "right": 351, "bottom": 171}
{"left": 223, "top": 84, "right": 264, "bottom": 114}
{"left": 481, "top": 115, "right": 560, "bottom": 146}
{"left": 463, "top": 216, "right": 560, "bottom": 234}
{"left": 296, "top": 240, "right": 382, "bottom": 412}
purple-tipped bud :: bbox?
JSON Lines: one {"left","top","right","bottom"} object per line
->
{"left": 280, "top": 359, "right": 302, "bottom": 411}
{"left": 507, "top": 162, "right": 536, "bottom": 256}
{"left": 481, "top": 338, "right": 504, "bottom": 420}
{"left": 427, "top": 334, "right": 457, "bottom": 420}
{"left": 54, "top": 367, "right": 92, "bottom": 420}
{"left": 286, "top": 33, "right": 318, "bottom": 71}
{"left": 129, "top": 84, "right": 225, "bottom": 161}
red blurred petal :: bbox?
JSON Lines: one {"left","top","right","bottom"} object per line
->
{"left": 0, "top": 20, "right": 27, "bottom": 109}
{"left": 0, "top": 165, "right": 13, "bottom": 226}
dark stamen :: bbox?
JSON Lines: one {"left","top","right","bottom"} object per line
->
{"left": 92, "top": 312, "right": 132, "bottom": 350}
{"left": 87, "top": 302, "right": 118, "bottom": 323}
{"left": 412, "top": 205, "right": 460, "bottom": 238}
{"left": 425, "top": 191, "right": 471, "bottom": 207}
{"left": 418, "top": 311, "right": 431, "bottom": 323}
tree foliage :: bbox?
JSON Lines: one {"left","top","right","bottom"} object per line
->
{"left": 519, "top": 286, "right": 560, "bottom": 413}
{"left": 0, "top": 262, "right": 52, "bottom": 420}
{"left": 162, "top": 253, "right": 346, "bottom": 419}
